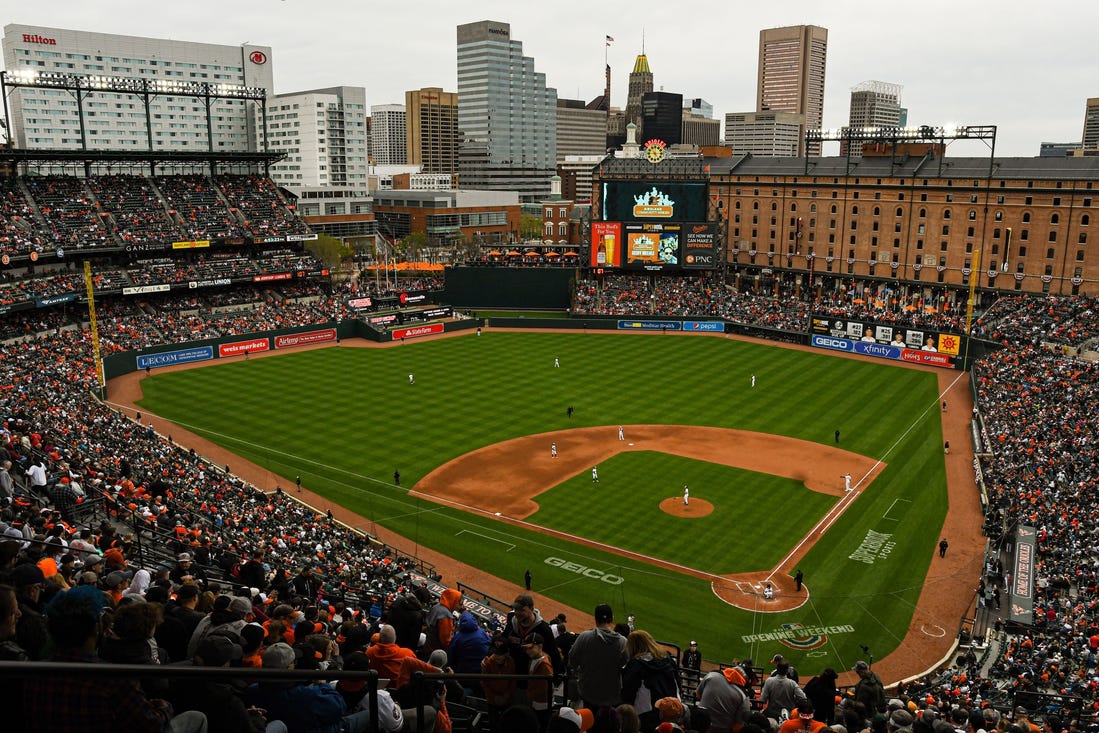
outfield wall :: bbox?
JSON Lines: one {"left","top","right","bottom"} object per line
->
{"left": 443, "top": 267, "right": 577, "bottom": 309}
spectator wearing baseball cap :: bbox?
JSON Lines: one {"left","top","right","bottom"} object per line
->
{"left": 12, "top": 563, "right": 50, "bottom": 660}
{"left": 503, "top": 592, "right": 562, "bottom": 684}
{"left": 567, "top": 602, "right": 628, "bottom": 709}
{"left": 247, "top": 641, "right": 375, "bottom": 733}
{"left": 481, "top": 634, "right": 517, "bottom": 716}
{"left": 186, "top": 594, "right": 253, "bottom": 658}
{"left": 852, "top": 661, "right": 885, "bottom": 713}
{"left": 168, "top": 632, "right": 268, "bottom": 733}
{"left": 523, "top": 631, "right": 555, "bottom": 728}
{"left": 553, "top": 706, "right": 595, "bottom": 732}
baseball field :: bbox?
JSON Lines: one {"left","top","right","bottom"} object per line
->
{"left": 132, "top": 330, "right": 964, "bottom": 676}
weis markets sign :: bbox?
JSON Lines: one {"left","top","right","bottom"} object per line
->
{"left": 219, "top": 338, "right": 270, "bottom": 358}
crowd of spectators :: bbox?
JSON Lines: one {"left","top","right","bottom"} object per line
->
{"left": 2, "top": 247, "right": 1099, "bottom": 730}
{"left": 0, "top": 174, "right": 313, "bottom": 259}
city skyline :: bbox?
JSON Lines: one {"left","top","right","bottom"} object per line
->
{"left": 4, "top": 0, "right": 1096, "bottom": 158}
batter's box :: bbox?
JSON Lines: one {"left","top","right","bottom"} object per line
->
{"left": 733, "top": 580, "right": 760, "bottom": 594}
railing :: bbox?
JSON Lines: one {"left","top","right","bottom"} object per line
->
{"left": 0, "top": 661, "right": 557, "bottom": 733}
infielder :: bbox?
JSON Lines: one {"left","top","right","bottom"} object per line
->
{"left": 618, "top": 426, "right": 625, "bottom": 441}
{"left": 551, "top": 442, "right": 557, "bottom": 458}
{"left": 592, "top": 466, "right": 599, "bottom": 483}
{"left": 843, "top": 473, "right": 852, "bottom": 492}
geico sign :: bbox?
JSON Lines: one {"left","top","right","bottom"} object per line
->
{"left": 544, "top": 557, "right": 623, "bottom": 585}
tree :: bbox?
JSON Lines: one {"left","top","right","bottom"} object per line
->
{"left": 305, "top": 233, "right": 354, "bottom": 271}
{"left": 400, "top": 232, "right": 430, "bottom": 262}
{"left": 520, "top": 213, "right": 543, "bottom": 241}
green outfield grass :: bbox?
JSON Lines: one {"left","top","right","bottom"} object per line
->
{"left": 136, "top": 331, "right": 949, "bottom": 670}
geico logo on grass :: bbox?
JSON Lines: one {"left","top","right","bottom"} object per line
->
{"left": 544, "top": 557, "right": 623, "bottom": 585}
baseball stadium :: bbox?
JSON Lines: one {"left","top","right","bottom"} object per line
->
{"left": 0, "top": 142, "right": 1096, "bottom": 733}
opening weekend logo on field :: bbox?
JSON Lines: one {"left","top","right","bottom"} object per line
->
{"left": 742, "top": 622, "right": 855, "bottom": 648}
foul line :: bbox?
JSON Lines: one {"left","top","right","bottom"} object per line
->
{"left": 455, "top": 529, "right": 515, "bottom": 552}
{"left": 883, "top": 498, "right": 912, "bottom": 521}
{"left": 766, "top": 384, "right": 961, "bottom": 584}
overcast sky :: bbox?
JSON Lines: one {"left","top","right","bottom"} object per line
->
{"left": 8, "top": 1, "right": 1097, "bottom": 157}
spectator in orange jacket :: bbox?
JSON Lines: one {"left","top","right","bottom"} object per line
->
{"left": 366, "top": 624, "right": 417, "bottom": 681}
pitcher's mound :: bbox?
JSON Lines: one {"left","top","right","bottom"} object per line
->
{"left": 660, "top": 497, "right": 714, "bottom": 517}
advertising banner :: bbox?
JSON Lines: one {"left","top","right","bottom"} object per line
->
{"left": 591, "top": 222, "right": 622, "bottom": 267}
{"left": 392, "top": 323, "right": 444, "bottom": 340}
{"left": 1009, "top": 525, "right": 1036, "bottom": 625}
{"left": 172, "top": 240, "right": 211, "bottom": 249}
{"left": 36, "top": 293, "right": 76, "bottom": 308}
{"left": 188, "top": 278, "right": 232, "bottom": 289}
{"left": 811, "top": 333, "right": 956, "bottom": 368}
{"left": 253, "top": 273, "right": 293, "bottom": 283}
{"left": 218, "top": 338, "right": 270, "bottom": 358}
{"left": 624, "top": 223, "right": 681, "bottom": 270}
{"left": 602, "top": 181, "right": 708, "bottom": 222}
{"left": 683, "top": 321, "right": 724, "bottom": 332}
{"left": 617, "top": 320, "right": 682, "bottom": 331}
{"left": 348, "top": 297, "right": 373, "bottom": 309}
{"left": 274, "top": 329, "right": 337, "bottom": 349}
{"left": 682, "top": 223, "right": 718, "bottom": 269}
{"left": 136, "top": 346, "right": 214, "bottom": 370}
{"left": 369, "top": 314, "right": 400, "bottom": 326}
{"left": 122, "top": 284, "right": 171, "bottom": 296}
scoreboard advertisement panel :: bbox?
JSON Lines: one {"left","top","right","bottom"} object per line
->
{"left": 682, "top": 223, "right": 717, "bottom": 269}
{"left": 809, "top": 314, "right": 964, "bottom": 369}
{"left": 624, "top": 223, "right": 681, "bottom": 271}
{"left": 590, "top": 222, "right": 623, "bottom": 267}
{"left": 601, "top": 181, "right": 708, "bottom": 222}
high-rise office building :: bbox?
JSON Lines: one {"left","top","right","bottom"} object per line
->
{"left": 406, "top": 87, "right": 459, "bottom": 174}
{"left": 641, "top": 91, "right": 683, "bottom": 145}
{"left": 843, "top": 80, "right": 903, "bottom": 158}
{"left": 267, "top": 86, "right": 369, "bottom": 191}
{"left": 2, "top": 23, "right": 272, "bottom": 152}
{"left": 625, "top": 53, "right": 654, "bottom": 138}
{"left": 757, "top": 24, "right": 828, "bottom": 155}
{"left": 369, "top": 104, "right": 407, "bottom": 165}
{"left": 456, "top": 20, "right": 557, "bottom": 201}
{"left": 1083, "top": 98, "right": 1099, "bottom": 149}
{"left": 556, "top": 99, "right": 608, "bottom": 162}
{"left": 724, "top": 111, "right": 803, "bottom": 157}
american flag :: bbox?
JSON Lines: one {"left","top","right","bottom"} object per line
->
{"left": 605, "top": 35, "right": 615, "bottom": 45}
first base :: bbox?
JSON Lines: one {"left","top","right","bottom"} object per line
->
{"left": 494, "top": 512, "right": 501, "bottom": 516}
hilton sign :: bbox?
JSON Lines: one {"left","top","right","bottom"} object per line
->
{"left": 23, "top": 34, "right": 57, "bottom": 45}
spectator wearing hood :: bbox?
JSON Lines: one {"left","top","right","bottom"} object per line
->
{"left": 804, "top": 668, "right": 839, "bottom": 724}
{"left": 387, "top": 585, "right": 430, "bottom": 651}
{"left": 186, "top": 594, "right": 253, "bottom": 658}
{"left": 620, "top": 629, "right": 681, "bottom": 729}
{"left": 448, "top": 611, "right": 491, "bottom": 682}
{"left": 423, "top": 587, "right": 463, "bottom": 657}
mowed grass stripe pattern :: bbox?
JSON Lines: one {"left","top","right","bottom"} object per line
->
{"left": 138, "top": 332, "right": 947, "bottom": 667}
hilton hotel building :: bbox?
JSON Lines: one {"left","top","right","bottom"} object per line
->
{"left": 2, "top": 24, "right": 273, "bottom": 152}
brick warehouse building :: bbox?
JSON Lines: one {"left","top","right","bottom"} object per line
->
{"left": 715, "top": 153, "right": 1099, "bottom": 297}
{"left": 596, "top": 152, "right": 1099, "bottom": 297}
